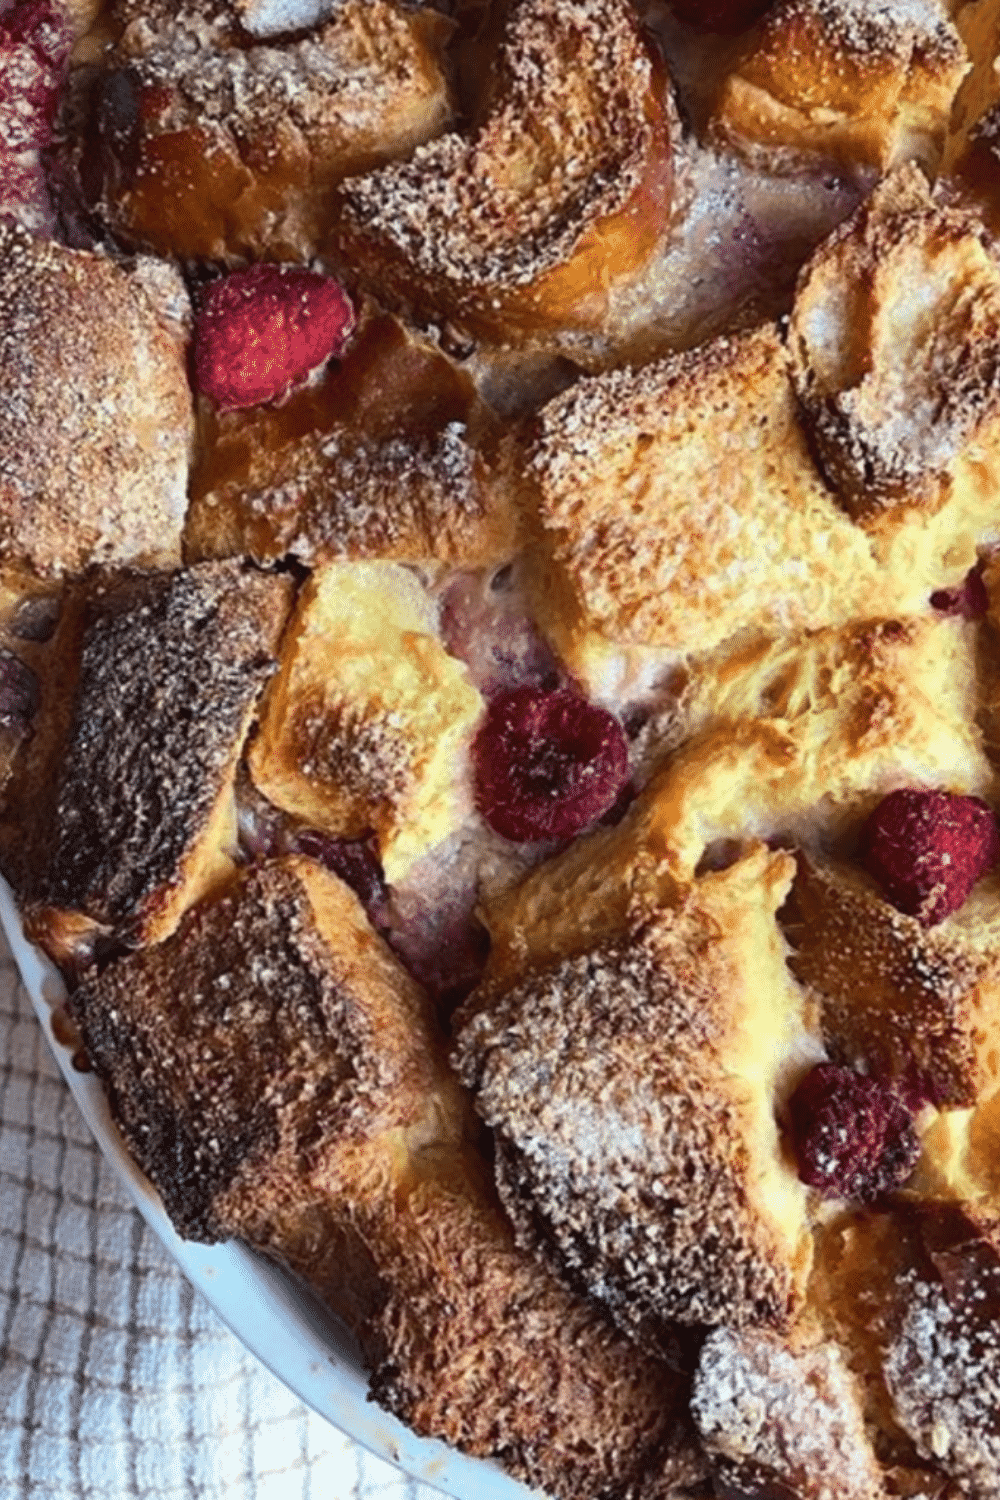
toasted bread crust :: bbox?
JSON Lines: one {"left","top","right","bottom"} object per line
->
{"left": 68, "top": 855, "right": 711, "bottom": 1500}
{"left": 789, "top": 165, "right": 1000, "bottom": 519}
{"left": 784, "top": 855, "right": 1000, "bottom": 1109}
{"left": 692, "top": 1328, "right": 885, "bottom": 1500}
{"left": 464, "top": 848, "right": 816, "bottom": 1341}
{"left": 336, "top": 0, "right": 674, "bottom": 337}
{"left": 0, "top": 224, "right": 193, "bottom": 578}
{"left": 714, "top": 0, "right": 967, "bottom": 173}
{"left": 186, "top": 311, "right": 520, "bottom": 569}
{"left": 26, "top": 562, "right": 292, "bottom": 954}
{"left": 529, "top": 324, "right": 881, "bottom": 657}
{"left": 77, "top": 0, "right": 454, "bottom": 262}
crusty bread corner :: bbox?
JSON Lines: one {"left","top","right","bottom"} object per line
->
{"left": 463, "top": 844, "right": 818, "bottom": 1342}
{"left": 67, "top": 857, "right": 454, "bottom": 1245}
{"left": 186, "top": 312, "right": 522, "bottom": 571}
{"left": 78, "top": 0, "right": 455, "bottom": 264}
{"left": 0, "top": 223, "right": 194, "bottom": 579}
{"left": 249, "top": 561, "right": 484, "bottom": 886}
{"left": 789, "top": 163, "right": 1000, "bottom": 525}
{"left": 23, "top": 562, "right": 293, "bottom": 964}
{"left": 334, "top": 0, "right": 675, "bottom": 339}
{"left": 712, "top": 0, "right": 968, "bottom": 175}
{"left": 363, "top": 1165, "right": 711, "bottom": 1500}
{"left": 783, "top": 854, "right": 1000, "bottom": 1110}
{"left": 68, "top": 855, "right": 711, "bottom": 1500}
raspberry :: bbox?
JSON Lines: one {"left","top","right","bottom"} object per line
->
{"left": 666, "top": 0, "right": 774, "bottom": 31}
{"left": 930, "top": 565, "right": 989, "bottom": 620}
{"left": 860, "top": 788, "right": 1000, "bottom": 927}
{"left": 194, "top": 264, "right": 356, "bottom": 411}
{"left": 787, "top": 1064, "right": 919, "bottom": 1202}
{"left": 0, "top": 0, "right": 71, "bottom": 227}
{"left": 473, "top": 686, "right": 629, "bottom": 842}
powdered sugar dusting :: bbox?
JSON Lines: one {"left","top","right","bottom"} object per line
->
{"left": 692, "top": 1328, "right": 884, "bottom": 1499}
{"left": 884, "top": 1267, "right": 1000, "bottom": 1496}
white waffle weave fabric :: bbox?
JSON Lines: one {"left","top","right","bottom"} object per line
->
{"left": 0, "top": 931, "right": 443, "bottom": 1500}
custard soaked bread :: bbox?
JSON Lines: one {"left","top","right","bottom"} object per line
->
{"left": 70, "top": 0, "right": 454, "bottom": 263}
{"left": 185, "top": 309, "right": 520, "bottom": 570}
{"left": 711, "top": 0, "right": 968, "bottom": 174}
{"left": 66, "top": 858, "right": 711, "bottom": 1500}
{"left": 16, "top": 0, "right": 1000, "bottom": 1494}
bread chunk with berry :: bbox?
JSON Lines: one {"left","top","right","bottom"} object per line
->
{"left": 335, "top": 0, "right": 674, "bottom": 339}
{"left": 643, "top": 613, "right": 992, "bottom": 880}
{"left": 71, "top": 0, "right": 454, "bottom": 263}
{"left": 459, "top": 846, "right": 819, "bottom": 1342}
{"left": 789, "top": 165, "right": 1000, "bottom": 526}
{"left": 0, "top": 223, "right": 193, "bottom": 578}
{"left": 67, "top": 857, "right": 710, "bottom": 1500}
{"left": 783, "top": 844, "right": 1000, "bottom": 1110}
{"left": 186, "top": 310, "right": 519, "bottom": 570}
{"left": 21, "top": 561, "right": 293, "bottom": 965}
{"left": 249, "top": 562, "right": 484, "bottom": 885}
{"left": 713, "top": 0, "right": 968, "bottom": 174}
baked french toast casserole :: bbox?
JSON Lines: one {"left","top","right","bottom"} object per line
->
{"left": 6, "top": 0, "right": 1000, "bottom": 1494}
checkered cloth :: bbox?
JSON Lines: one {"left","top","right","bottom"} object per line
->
{"left": 0, "top": 931, "right": 443, "bottom": 1500}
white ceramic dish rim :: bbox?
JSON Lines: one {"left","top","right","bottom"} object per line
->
{"left": 0, "top": 875, "right": 540, "bottom": 1500}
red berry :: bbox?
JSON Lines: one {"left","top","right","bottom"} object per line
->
{"left": 194, "top": 264, "right": 356, "bottom": 411}
{"left": 666, "top": 0, "right": 774, "bottom": 32}
{"left": 860, "top": 788, "right": 1000, "bottom": 927}
{"left": 930, "top": 565, "right": 989, "bottom": 620}
{"left": 0, "top": 0, "right": 71, "bottom": 226}
{"left": 787, "top": 1064, "right": 919, "bottom": 1202}
{"left": 473, "top": 686, "right": 629, "bottom": 843}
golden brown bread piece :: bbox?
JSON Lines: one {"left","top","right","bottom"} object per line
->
{"left": 21, "top": 561, "right": 293, "bottom": 963}
{"left": 782, "top": 854, "right": 1000, "bottom": 1110}
{"left": 71, "top": 0, "right": 454, "bottom": 263}
{"left": 945, "top": 0, "right": 1000, "bottom": 165}
{"left": 809, "top": 1199, "right": 1000, "bottom": 1496}
{"left": 690, "top": 1327, "right": 885, "bottom": 1500}
{"left": 712, "top": 0, "right": 968, "bottom": 174}
{"left": 789, "top": 164, "right": 1000, "bottom": 524}
{"left": 645, "top": 613, "right": 992, "bottom": 872}
{"left": 334, "top": 0, "right": 675, "bottom": 340}
{"left": 67, "top": 857, "right": 711, "bottom": 1500}
{"left": 185, "top": 310, "right": 520, "bottom": 570}
{"left": 0, "top": 222, "right": 193, "bottom": 578}
{"left": 528, "top": 323, "right": 885, "bottom": 670}
{"left": 457, "top": 847, "right": 818, "bottom": 1342}
{"left": 249, "top": 562, "right": 484, "bottom": 885}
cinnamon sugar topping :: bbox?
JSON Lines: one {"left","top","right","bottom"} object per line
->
{"left": 339, "top": 0, "right": 664, "bottom": 291}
